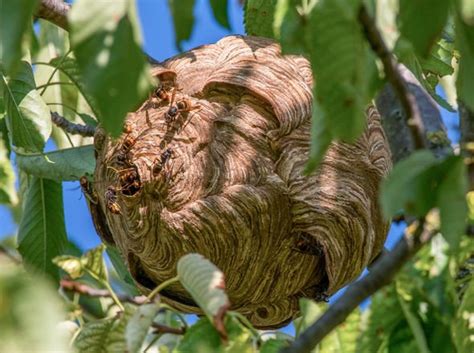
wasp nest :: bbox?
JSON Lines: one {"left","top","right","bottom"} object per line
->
{"left": 89, "top": 35, "right": 391, "bottom": 328}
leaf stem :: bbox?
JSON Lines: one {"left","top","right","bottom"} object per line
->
{"left": 102, "top": 279, "right": 125, "bottom": 311}
{"left": 146, "top": 276, "right": 179, "bottom": 302}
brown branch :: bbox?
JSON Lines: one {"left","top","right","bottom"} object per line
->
{"left": 151, "top": 323, "right": 186, "bottom": 335}
{"left": 281, "top": 220, "right": 432, "bottom": 353}
{"left": 51, "top": 111, "right": 96, "bottom": 137}
{"left": 35, "top": 0, "right": 71, "bottom": 31}
{"left": 358, "top": 5, "right": 425, "bottom": 150}
{"left": 60, "top": 279, "right": 148, "bottom": 305}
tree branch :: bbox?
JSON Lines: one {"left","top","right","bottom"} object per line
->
{"left": 51, "top": 112, "right": 96, "bottom": 137}
{"left": 35, "top": 0, "right": 70, "bottom": 31}
{"left": 151, "top": 323, "right": 186, "bottom": 335}
{"left": 281, "top": 220, "right": 433, "bottom": 353}
{"left": 60, "top": 279, "right": 148, "bottom": 305}
{"left": 358, "top": 5, "right": 425, "bottom": 151}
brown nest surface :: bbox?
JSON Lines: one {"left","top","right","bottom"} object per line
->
{"left": 87, "top": 35, "right": 391, "bottom": 328}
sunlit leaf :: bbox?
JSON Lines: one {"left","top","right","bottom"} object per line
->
{"left": 244, "top": 0, "right": 277, "bottom": 37}
{"left": 82, "top": 243, "right": 108, "bottom": 283}
{"left": 69, "top": 0, "right": 152, "bottom": 137}
{"left": 398, "top": 0, "right": 450, "bottom": 57}
{"left": 53, "top": 255, "right": 84, "bottom": 279}
{"left": 210, "top": 0, "right": 231, "bottom": 30}
{"left": 177, "top": 253, "right": 230, "bottom": 337}
{"left": 18, "top": 177, "right": 67, "bottom": 281}
{"left": 0, "top": 130, "right": 17, "bottom": 205}
{"left": 126, "top": 303, "right": 160, "bottom": 353}
{"left": 1, "top": 61, "right": 51, "bottom": 152}
{"left": 0, "top": 0, "right": 38, "bottom": 74}
{"left": 47, "top": 56, "right": 100, "bottom": 118}
{"left": 16, "top": 145, "right": 95, "bottom": 181}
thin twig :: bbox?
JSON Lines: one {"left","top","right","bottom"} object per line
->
{"left": 51, "top": 111, "right": 96, "bottom": 137}
{"left": 60, "top": 279, "right": 148, "bottom": 305}
{"left": 35, "top": 0, "right": 71, "bottom": 31}
{"left": 281, "top": 220, "right": 433, "bottom": 353}
{"left": 358, "top": 5, "right": 425, "bottom": 150}
{"left": 151, "top": 323, "right": 186, "bottom": 335}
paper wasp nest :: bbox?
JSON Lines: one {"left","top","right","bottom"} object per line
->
{"left": 89, "top": 36, "right": 391, "bottom": 328}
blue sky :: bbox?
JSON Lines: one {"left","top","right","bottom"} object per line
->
{"left": 0, "top": 0, "right": 460, "bottom": 309}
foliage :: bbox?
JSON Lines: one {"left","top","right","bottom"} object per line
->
{"left": 0, "top": 0, "right": 473, "bottom": 352}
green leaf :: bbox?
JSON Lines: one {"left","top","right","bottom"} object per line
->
{"left": 75, "top": 318, "right": 115, "bottom": 353}
{"left": 17, "top": 177, "right": 67, "bottom": 281}
{"left": 54, "top": 244, "right": 108, "bottom": 282}
{"left": 126, "top": 303, "right": 160, "bottom": 353}
{"left": 260, "top": 339, "right": 289, "bottom": 353}
{"left": 210, "top": 0, "right": 231, "bottom": 30}
{"left": 177, "top": 253, "right": 230, "bottom": 336}
{"left": 381, "top": 150, "right": 439, "bottom": 217}
{"left": 106, "top": 246, "right": 140, "bottom": 296}
{"left": 69, "top": 0, "right": 152, "bottom": 137}
{"left": 396, "top": 292, "right": 430, "bottom": 353}
{"left": 296, "top": 298, "right": 361, "bottom": 353}
{"left": 16, "top": 145, "right": 95, "bottom": 181}
{"left": 356, "top": 285, "right": 405, "bottom": 353}
{"left": 82, "top": 244, "right": 108, "bottom": 283}
{"left": 295, "top": 298, "right": 324, "bottom": 337}
{"left": 276, "top": 0, "right": 309, "bottom": 55}
{"left": 1, "top": 61, "right": 51, "bottom": 152}
{"left": 0, "top": 131, "right": 17, "bottom": 205}
{"left": 168, "top": 0, "right": 196, "bottom": 51}
{"left": 308, "top": 0, "right": 376, "bottom": 141}
{"left": 453, "top": 277, "right": 474, "bottom": 353}
{"left": 0, "top": 257, "right": 70, "bottom": 352}
{"left": 399, "top": 0, "right": 450, "bottom": 57}
{"left": 456, "top": 7, "right": 474, "bottom": 111}
{"left": 382, "top": 152, "right": 467, "bottom": 249}
{"left": 47, "top": 57, "right": 100, "bottom": 118}
{"left": 304, "top": 95, "right": 332, "bottom": 174}
{"left": 0, "top": 0, "right": 38, "bottom": 74}
{"left": 53, "top": 255, "right": 84, "bottom": 279}
{"left": 438, "top": 156, "right": 468, "bottom": 250}
{"left": 106, "top": 305, "right": 136, "bottom": 352}
{"left": 244, "top": 0, "right": 277, "bottom": 37}
{"left": 174, "top": 316, "right": 253, "bottom": 353}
